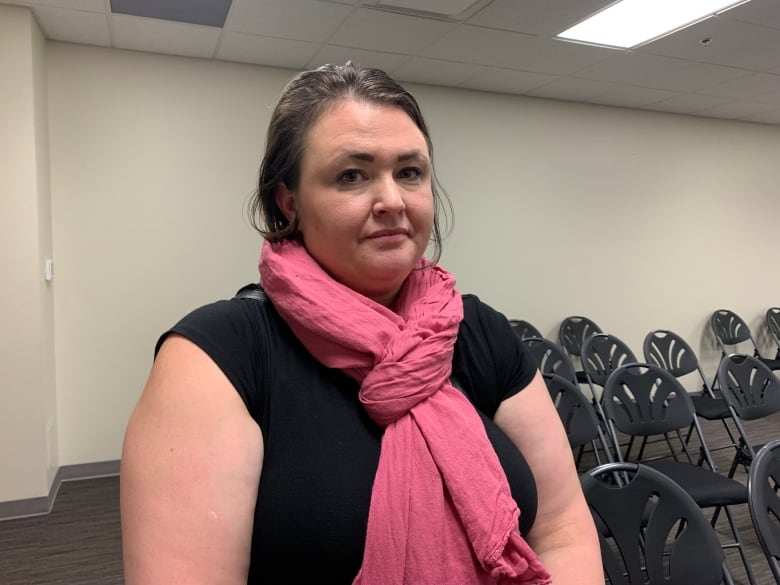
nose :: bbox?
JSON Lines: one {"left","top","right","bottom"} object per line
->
{"left": 372, "top": 175, "right": 406, "bottom": 215}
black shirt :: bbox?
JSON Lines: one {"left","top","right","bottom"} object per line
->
{"left": 157, "top": 290, "right": 539, "bottom": 583}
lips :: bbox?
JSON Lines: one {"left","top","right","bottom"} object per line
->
{"left": 366, "top": 228, "right": 409, "bottom": 239}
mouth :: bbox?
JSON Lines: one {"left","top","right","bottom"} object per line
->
{"left": 366, "top": 228, "right": 409, "bottom": 239}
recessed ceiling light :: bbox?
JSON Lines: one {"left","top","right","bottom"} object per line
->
{"left": 557, "top": 0, "right": 752, "bottom": 49}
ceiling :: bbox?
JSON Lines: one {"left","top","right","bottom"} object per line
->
{"left": 6, "top": 0, "right": 780, "bottom": 126}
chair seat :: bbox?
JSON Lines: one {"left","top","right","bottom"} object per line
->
{"left": 690, "top": 394, "right": 732, "bottom": 420}
{"left": 759, "top": 356, "right": 780, "bottom": 371}
{"left": 647, "top": 460, "right": 748, "bottom": 507}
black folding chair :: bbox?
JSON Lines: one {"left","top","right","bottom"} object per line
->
{"left": 581, "top": 461, "right": 734, "bottom": 585}
{"left": 543, "top": 372, "right": 614, "bottom": 468}
{"left": 711, "top": 309, "right": 780, "bottom": 374}
{"left": 559, "top": 315, "right": 602, "bottom": 384}
{"left": 508, "top": 319, "right": 543, "bottom": 341}
{"left": 766, "top": 307, "right": 780, "bottom": 360}
{"left": 522, "top": 336, "right": 578, "bottom": 385}
{"left": 643, "top": 328, "right": 737, "bottom": 461}
{"left": 602, "top": 362, "right": 757, "bottom": 585}
{"left": 747, "top": 439, "right": 780, "bottom": 583}
{"left": 716, "top": 353, "right": 780, "bottom": 477}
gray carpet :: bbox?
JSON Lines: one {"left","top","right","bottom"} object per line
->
{"left": 0, "top": 411, "right": 777, "bottom": 585}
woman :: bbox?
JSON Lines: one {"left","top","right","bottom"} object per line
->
{"left": 120, "top": 62, "right": 602, "bottom": 585}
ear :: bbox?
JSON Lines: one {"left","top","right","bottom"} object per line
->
{"left": 275, "top": 182, "right": 298, "bottom": 223}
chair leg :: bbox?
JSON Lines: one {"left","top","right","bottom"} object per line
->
{"left": 712, "top": 505, "right": 757, "bottom": 585}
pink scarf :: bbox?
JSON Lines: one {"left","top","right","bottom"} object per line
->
{"left": 259, "top": 239, "right": 551, "bottom": 585}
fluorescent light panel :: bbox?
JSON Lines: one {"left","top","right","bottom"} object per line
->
{"left": 557, "top": 0, "right": 751, "bottom": 49}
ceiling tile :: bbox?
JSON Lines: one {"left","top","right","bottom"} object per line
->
{"left": 647, "top": 93, "right": 734, "bottom": 114}
{"left": 752, "top": 90, "right": 780, "bottom": 105}
{"left": 575, "top": 52, "right": 747, "bottom": 92}
{"left": 740, "top": 107, "right": 780, "bottom": 124}
{"left": 526, "top": 76, "right": 615, "bottom": 101}
{"left": 422, "top": 25, "right": 613, "bottom": 74}
{"left": 34, "top": 5, "right": 110, "bottom": 46}
{"left": 328, "top": 7, "right": 454, "bottom": 54}
{"left": 13, "top": 0, "right": 105, "bottom": 11}
{"left": 466, "top": 0, "right": 611, "bottom": 37}
{"left": 224, "top": 0, "right": 352, "bottom": 43}
{"left": 307, "top": 45, "right": 410, "bottom": 72}
{"left": 458, "top": 67, "right": 557, "bottom": 94}
{"left": 112, "top": 14, "right": 221, "bottom": 59}
{"left": 216, "top": 32, "right": 321, "bottom": 69}
{"left": 696, "top": 99, "right": 779, "bottom": 119}
{"left": 640, "top": 16, "right": 780, "bottom": 71}
{"left": 697, "top": 72, "right": 780, "bottom": 99}
{"left": 721, "top": 0, "right": 780, "bottom": 30}
{"left": 392, "top": 57, "right": 484, "bottom": 87}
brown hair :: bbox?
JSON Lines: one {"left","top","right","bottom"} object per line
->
{"left": 246, "top": 61, "right": 451, "bottom": 264}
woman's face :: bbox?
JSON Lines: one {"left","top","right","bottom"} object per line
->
{"left": 277, "top": 99, "right": 434, "bottom": 306}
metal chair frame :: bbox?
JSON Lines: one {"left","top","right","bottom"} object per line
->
{"left": 747, "top": 439, "right": 780, "bottom": 583}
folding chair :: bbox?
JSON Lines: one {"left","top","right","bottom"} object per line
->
{"left": 580, "top": 332, "right": 637, "bottom": 418}
{"left": 711, "top": 309, "right": 780, "bottom": 374}
{"left": 643, "top": 328, "right": 737, "bottom": 461}
{"left": 581, "top": 461, "right": 734, "bottom": 585}
{"left": 766, "top": 307, "right": 780, "bottom": 360}
{"left": 508, "top": 319, "right": 543, "bottom": 341}
{"left": 543, "top": 372, "right": 614, "bottom": 468}
{"left": 602, "top": 362, "right": 757, "bottom": 585}
{"left": 522, "top": 336, "right": 578, "bottom": 385}
{"left": 558, "top": 315, "right": 602, "bottom": 384}
{"left": 747, "top": 439, "right": 780, "bottom": 583}
{"left": 716, "top": 353, "right": 780, "bottom": 477}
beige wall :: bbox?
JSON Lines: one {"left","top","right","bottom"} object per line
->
{"left": 0, "top": 4, "right": 56, "bottom": 502}
{"left": 2, "top": 17, "right": 780, "bottom": 503}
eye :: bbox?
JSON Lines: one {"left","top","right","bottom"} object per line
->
{"left": 398, "top": 167, "right": 424, "bottom": 181}
{"left": 337, "top": 169, "right": 365, "bottom": 184}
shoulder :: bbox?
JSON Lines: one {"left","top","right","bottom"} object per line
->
{"left": 153, "top": 285, "right": 287, "bottom": 416}
{"left": 454, "top": 293, "right": 537, "bottom": 415}
{"left": 156, "top": 286, "right": 275, "bottom": 355}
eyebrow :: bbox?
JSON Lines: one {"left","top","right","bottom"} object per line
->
{"left": 335, "top": 150, "right": 430, "bottom": 164}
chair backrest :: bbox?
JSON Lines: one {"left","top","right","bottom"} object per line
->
{"left": 508, "top": 319, "right": 543, "bottom": 341}
{"left": 602, "top": 362, "right": 695, "bottom": 438}
{"left": 711, "top": 309, "right": 756, "bottom": 354}
{"left": 581, "top": 462, "right": 727, "bottom": 585}
{"left": 542, "top": 373, "right": 604, "bottom": 450}
{"left": 523, "top": 337, "right": 578, "bottom": 385}
{"left": 581, "top": 333, "right": 638, "bottom": 388}
{"left": 643, "top": 329, "right": 699, "bottom": 378}
{"left": 747, "top": 439, "right": 780, "bottom": 583}
{"left": 558, "top": 315, "right": 602, "bottom": 358}
{"left": 716, "top": 353, "right": 780, "bottom": 421}
{"left": 767, "top": 308, "right": 780, "bottom": 351}
{"left": 643, "top": 328, "right": 715, "bottom": 397}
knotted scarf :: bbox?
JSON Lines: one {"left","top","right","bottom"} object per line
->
{"left": 259, "top": 239, "right": 551, "bottom": 585}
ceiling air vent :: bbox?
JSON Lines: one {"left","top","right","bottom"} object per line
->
{"left": 362, "top": 0, "right": 492, "bottom": 22}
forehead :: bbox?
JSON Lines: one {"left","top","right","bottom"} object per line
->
{"left": 306, "top": 99, "right": 428, "bottom": 153}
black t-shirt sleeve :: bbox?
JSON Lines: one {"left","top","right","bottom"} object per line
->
{"left": 453, "top": 295, "right": 539, "bottom": 417}
{"left": 154, "top": 298, "right": 268, "bottom": 414}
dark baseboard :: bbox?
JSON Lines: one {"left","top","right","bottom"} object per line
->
{"left": 0, "top": 460, "right": 120, "bottom": 521}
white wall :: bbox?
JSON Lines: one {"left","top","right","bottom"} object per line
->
{"left": 0, "top": 4, "right": 56, "bottom": 502}
{"left": 4, "top": 34, "right": 780, "bottom": 503}
{"left": 418, "top": 86, "right": 780, "bottom": 365}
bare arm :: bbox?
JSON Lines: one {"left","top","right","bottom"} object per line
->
{"left": 494, "top": 371, "right": 603, "bottom": 585}
{"left": 120, "top": 334, "right": 264, "bottom": 585}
